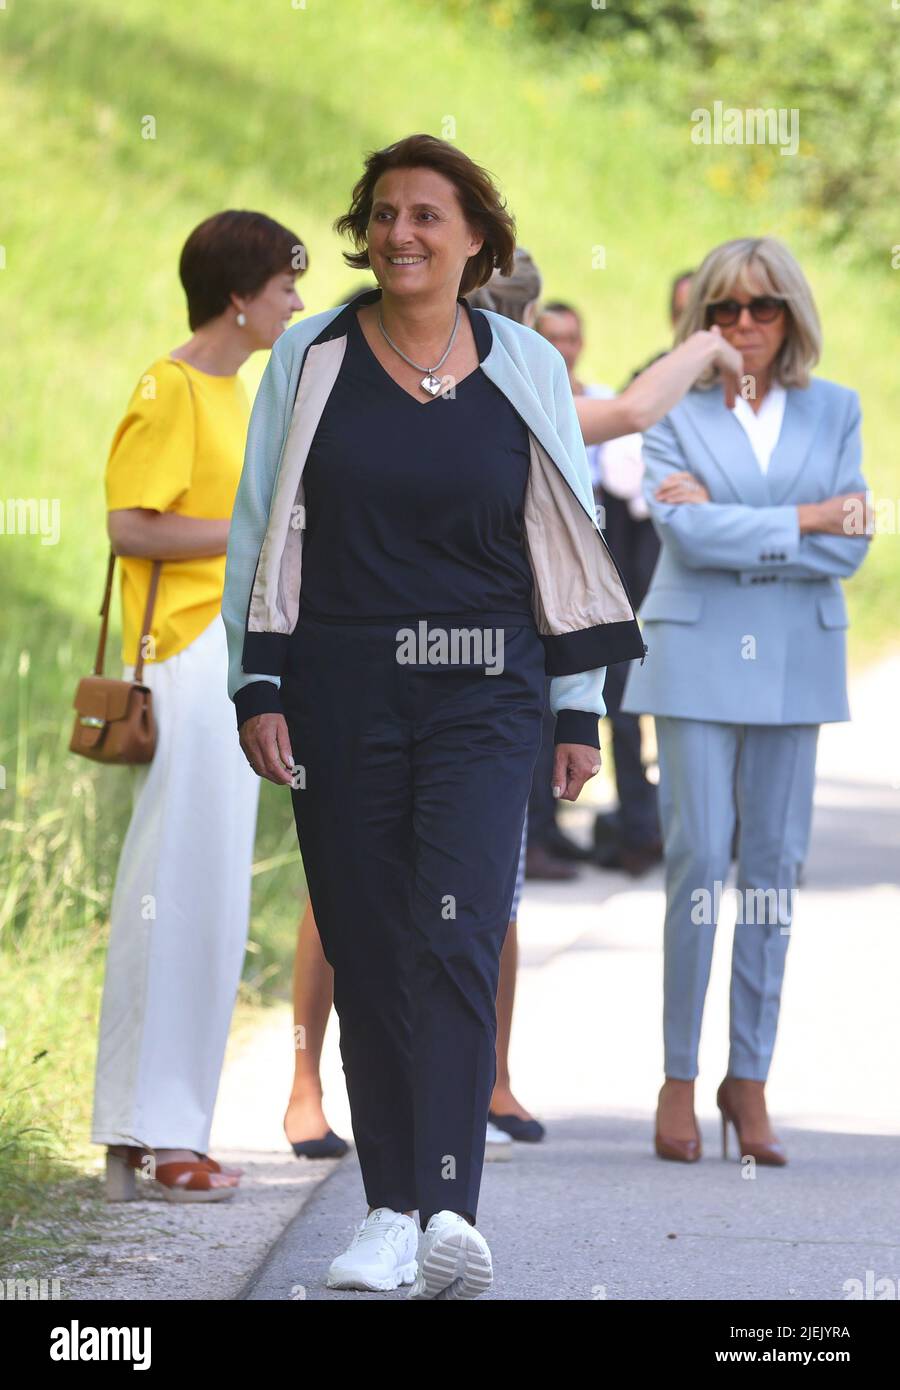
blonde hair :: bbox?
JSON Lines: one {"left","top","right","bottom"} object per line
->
{"left": 465, "top": 246, "right": 542, "bottom": 324}
{"left": 675, "top": 236, "right": 822, "bottom": 389}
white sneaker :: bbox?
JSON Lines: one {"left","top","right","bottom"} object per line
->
{"left": 485, "top": 1120, "right": 513, "bottom": 1162}
{"left": 407, "top": 1210, "right": 493, "bottom": 1300}
{"left": 326, "top": 1207, "right": 418, "bottom": 1291}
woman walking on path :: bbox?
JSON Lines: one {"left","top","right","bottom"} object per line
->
{"left": 283, "top": 255, "right": 746, "bottom": 1171}
{"left": 223, "top": 133, "right": 646, "bottom": 1298}
{"left": 622, "top": 236, "right": 872, "bottom": 1166}
{"left": 93, "top": 210, "right": 306, "bottom": 1203}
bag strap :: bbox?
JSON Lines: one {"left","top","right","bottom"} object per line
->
{"left": 92, "top": 550, "right": 117, "bottom": 676}
{"left": 92, "top": 550, "right": 162, "bottom": 682}
{"left": 133, "top": 560, "right": 162, "bottom": 683}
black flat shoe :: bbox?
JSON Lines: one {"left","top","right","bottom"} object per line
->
{"left": 288, "top": 1129, "right": 350, "bottom": 1159}
{"left": 488, "top": 1111, "right": 546, "bottom": 1143}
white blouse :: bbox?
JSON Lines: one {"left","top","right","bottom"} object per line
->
{"left": 731, "top": 383, "right": 786, "bottom": 474}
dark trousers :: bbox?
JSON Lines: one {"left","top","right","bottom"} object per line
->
{"left": 528, "top": 665, "right": 659, "bottom": 851}
{"left": 602, "top": 660, "right": 660, "bottom": 848}
{"left": 281, "top": 614, "right": 545, "bottom": 1228}
{"left": 598, "top": 491, "right": 661, "bottom": 849}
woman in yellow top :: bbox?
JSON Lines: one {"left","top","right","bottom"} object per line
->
{"left": 92, "top": 210, "right": 306, "bottom": 1202}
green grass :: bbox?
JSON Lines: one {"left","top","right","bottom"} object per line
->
{"left": 1, "top": 0, "right": 898, "bottom": 1243}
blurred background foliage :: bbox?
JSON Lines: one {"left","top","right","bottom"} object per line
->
{"left": 447, "top": 0, "right": 900, "bottom": 263}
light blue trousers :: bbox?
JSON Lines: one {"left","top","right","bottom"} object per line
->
{"left": 655, "top": 718, "right": 819, "bottom": 1082}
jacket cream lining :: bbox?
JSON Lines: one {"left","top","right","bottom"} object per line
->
{"left": 248, "top": 335, "right": 633, "bottom": 637}
{"left": 524, "top": 435, "right": 635, "bottom": 634}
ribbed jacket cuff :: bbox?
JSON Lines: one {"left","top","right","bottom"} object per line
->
{"left": 554, "top": 708, "right": 601, "bottom": 748}
{"left": 234, "top": 679, "right": 284, "bottom": 730}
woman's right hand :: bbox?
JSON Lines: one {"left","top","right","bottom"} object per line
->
{"left": 702, "top": 325, "right": 743, "bottom": 408}
{"left": 239, "top": 713, "right": 295, "bottom": 785}
{"left": 798, "top": 493, "right": 872, "bottom": 537}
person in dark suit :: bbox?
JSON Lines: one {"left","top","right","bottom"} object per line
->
{"left": 588, "top": 270, "right": 695, "bottom": 874}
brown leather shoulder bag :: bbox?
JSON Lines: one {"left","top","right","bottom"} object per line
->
{"left": 69, "top": 553, "right": 162, "bottom": 764}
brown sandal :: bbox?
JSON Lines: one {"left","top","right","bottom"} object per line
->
{"left": 196, "top": 1152, "right": 244, "bottom": 1178}
{"left": 105, "top": 1146, "right": 238, "bottom": 1203}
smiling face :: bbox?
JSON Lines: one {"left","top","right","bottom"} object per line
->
{"left": 715, "top": 268, "right": 787, "bottom": 384}
{"left": 236, "top": 269, "right": 304, "bottom": 349}
{"left": 365, "top": 166, "right": 484, "bottom": 302}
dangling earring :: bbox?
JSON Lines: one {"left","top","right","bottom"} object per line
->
{"left": 236, "top": 311, "right": 246, "bottom": 327}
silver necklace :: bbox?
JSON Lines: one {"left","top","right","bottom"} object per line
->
{"left": 377, "top": 304, "right": 461, "bottom": 397}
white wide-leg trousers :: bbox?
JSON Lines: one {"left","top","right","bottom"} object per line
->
{"left": 91, "top": 616, "right": 261, "bottom": 1151}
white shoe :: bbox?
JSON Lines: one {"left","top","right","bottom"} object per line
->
{"left": 407, "top": 1210, "right": 493, "bottom": 1300}
{"left": 326, "top": 1207, "right": 418, "bottom": 1291}
{"left": 485, "top": 1120, "right": 513, "bottom": 1162}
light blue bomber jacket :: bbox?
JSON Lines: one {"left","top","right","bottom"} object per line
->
{"left": 222, "top": 288, "right": 646, "bottom": 746}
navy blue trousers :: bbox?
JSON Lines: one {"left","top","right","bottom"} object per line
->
{"left": 601, "top": 660, "right": 660, "bottom": 849}
{"left": 281, "top": 614, "right": 545, "bottom": 1227}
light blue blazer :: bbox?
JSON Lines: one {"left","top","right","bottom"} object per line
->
{"left": 621, "top": 377, "right": 870, "bottom": 725}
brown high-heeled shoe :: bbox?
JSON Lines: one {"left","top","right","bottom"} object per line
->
{"left": 654, "top": 1082, "right": 702, "bottom": 1163}
{"left": 717, "top": 1078, "right": 787, "bottom": 1166}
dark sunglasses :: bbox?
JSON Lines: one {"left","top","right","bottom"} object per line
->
{"left": 705, "top": 295, "right": 786, "bottom": 327}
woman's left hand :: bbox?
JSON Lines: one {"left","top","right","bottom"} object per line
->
{"left": 655, "top": 471, "right": 711, "bottom": 505}
{"left": 552, "top": 744, "right": 602, "bottom": 802}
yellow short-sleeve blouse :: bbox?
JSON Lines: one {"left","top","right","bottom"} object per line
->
{"left": 105, "top": 355, "right": 250, "bottom": 665}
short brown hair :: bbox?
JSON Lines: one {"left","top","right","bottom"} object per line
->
{"left": 333, "top": 134, "right": 516, "bottom": 297}
{"left": 179, "top": 210, "right": 308, "bottom": 330}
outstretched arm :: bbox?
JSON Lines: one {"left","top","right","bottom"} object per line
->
{"left": 574, "top": 328, "right": 742, "bottom": 445}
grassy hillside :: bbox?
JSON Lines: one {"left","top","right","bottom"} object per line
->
{"left": 1, "top": 0, "right": 897, "bottom": 1232}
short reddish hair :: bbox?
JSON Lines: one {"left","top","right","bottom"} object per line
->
{"left": 179, "top": 210, "right": 308, "bottom": 330}
{"left": 333, "top": 134, "right": 516, "bottom": 297}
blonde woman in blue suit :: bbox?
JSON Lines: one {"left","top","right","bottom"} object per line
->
{"left": 622, "top": 236, "right": 872, "bottom": 1166}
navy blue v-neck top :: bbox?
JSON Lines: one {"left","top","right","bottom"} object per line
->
{"left": 295, "top": 299, "right": 536, "bottom": 627}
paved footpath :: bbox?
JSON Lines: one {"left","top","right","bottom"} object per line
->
{"left": 36, "top": 658, "right": 897, "bottom": 1301}
{"left": 235, "top": 656, "right": 900, "bottom": 1301}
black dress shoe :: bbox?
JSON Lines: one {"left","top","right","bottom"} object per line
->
{"left": 619, "top": 840, "right": 664, "bottom": 877}
{"left": 540, "top": 828, "right": 596, "bottom": 863}
{"left": 288, "top": 1129, "right": 349, "bottom": 1159}
{"left": 592, "top": 809, "right": 624, "bottom": 853}
{"left": 592, "top": 836, "right": 663, "bottom": 876}
{"left": 525, "top": 844, "right": 579, "bottom": 881}
{"left": 593, "top": 839, "right": 626, "bottom": 870}
{"left": 488, "top": 1111, "right": 546, "bottom": 1143}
